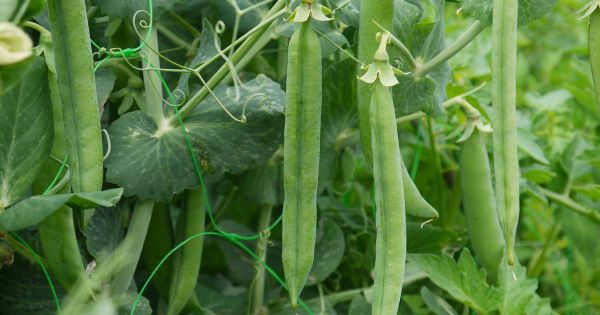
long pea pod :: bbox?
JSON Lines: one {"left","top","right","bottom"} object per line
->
{"left": 33, "top": 60, "right": 84, "bottom": 291}
{"left": 141, "top": 203, "right": 174, "bottom": 299}
{"left": 282, "top": 20, "right": 322, "bottom": 309}
{"left": 370, "top": 81, "right": 406, "bottom": 315}
{"left": 590, "top": 8, "right": 600, "bottom": 110}
{"left": 357, "top": 0, "right": 394, "bottom": 167}
{"left": 47, "top": 0, "right": 103, "bottom": 195}
{"left": 460, "top": 128, "right": 505, "bottom": 283}
{"left": 167, "top": 189, "right": 205, "bottom": 315}
{"left": 491, "top": 0, "right": 519, "bottom": 265}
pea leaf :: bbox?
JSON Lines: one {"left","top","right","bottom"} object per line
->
{"left": 348, "top": 295, "right": 371, "bottom": 315}
{"left": 0, "top": 58, "right": 52, "bottom": 209}
{"left": 461, "top": 0, "right": 557, "bottom": 26}
{"left": 0, "top": 189, "right": 124, "bottom": 231}
{"left": 518, "top": 129, "right": 549, "bottom": 164}
{"left": 421, "top": 287, "right": 458, "bottom": 315}
{"left": 496, "top": 263, "right": 555, "bottom": 315}
{"left": 393, "top": 0, "right": 450, "bottom": 116}
{"left": 93, "top": 0, "right": 184, "bottom": 20}
{"left": 307, "top": 219, "right": 346, "bottom": 285}
{"left": 319, "top": 59, "right": 357, "bottom": 191}
{"left": 408, "top": 250, "right": 499, "bottom": 313}
{"left": 105, "top": 75, "right": 285, "bottom": 201}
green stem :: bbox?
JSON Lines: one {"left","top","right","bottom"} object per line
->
{"left": 427, "top": 118, "right": 447, "bottom": 226}
{"left": 251, "top": 204, "right": 273, "bottom": 315}
{"left": 173, "top": 0, "right": 285, "bottom": 122}
{"left": 142, "top": 28, "right": 165, "bottom": 125}
{"left": 415, "top": 21, "right": 486, "bottom": 77}
{"left": 590, "top": 8, "right": 600, "bottom": 110}
{"left": 48, "top": 0, "right": 103, "bottom": 195}
{"left": 491, "top": 0, "right": 520, "bottom": 265}
{"left": 539, "top": 188, "right": 600, "bottom": 224}
{"left": 110, "top": 200, "right": 154, "bottom": 295}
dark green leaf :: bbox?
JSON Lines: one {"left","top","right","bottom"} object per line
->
{"left": 85, "top": 206, "right": 126, "bottom": 262}
{"left": 93, "top": 0, "right": 184, "bottom": 20}
{"left": 0, "top": 56, "right": 34, "bottom": 95}
{"left": 95, "top": 67, "right": 117, "bottom": 110}
{"left": 307, "top": 219, "right": 346, "bottom": 285}
{"left": 348, "top": 295, "right": 371, "bottom": 315}
{"left": 461, "top": 0, "right": 557, "bottom": 26}
{"left": 421, "top": 287, "right": 458, "bottom": 315}
{"left": 0, "top": 189, "right": 124, "bottom": 231}
{"left": 0, "top": 57, "right": 52, "bottom": 209}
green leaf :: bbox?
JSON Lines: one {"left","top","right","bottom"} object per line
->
{"left": 408, "top": 250, "right": 499, "bottom": 313}
{"left": 190, "top": 19, "right": 220, "bottom": 67}
{"left": 0, "top": 57, "right": 52, "bottom": 209}
{"left": 106, "top": 75, "right": 285, "bottom": 201}
{"left": 93, "top": 0, "right": 184, "bottom": 20}
{"left": 0, "top": 56, "right": 34, "bottom": 95}
{"left": 0, "top": 0, "right": 18, "bottom": 22}
{"left": 95, "top": 67, "right": 117, "bottom": 110}
{"left": 421, "top": 287, "right": 458, "bottom": 315}
{"left": 496, "top": 263, "right": 555, "bottom": 315}
{"left": 307, "top": 219, "right": 346, "bottom": 285}
{"left": 407, "top": 222, "right": 456, "bottom": 254}
{"left": 572, "top": 184, "right": 600, "bottom": 200}
{"left": 393, "top": 0, "right": 450, "bottom": 116}
{"left": 0, "top": 189, "right": 124, "bottom": 231}
{"left": 461, "top": 0, "right": 557, "bottom": 26}
{"left": 348, "top": 295, "right": 371, "bottom": 315}
{"left": 522, "top": 165, "right": 556, "bottom": 184}
{"left": 556, "top": 207, "right": 600, "bottom": 268}
{"left": 84, "top": 206, "right": 126, "bottom": 262}
{"left": 518, "top": 130, "right": 549, "bottom": 164}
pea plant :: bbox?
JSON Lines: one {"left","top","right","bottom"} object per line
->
{"left": 1, "top": 0, "right": 599, "bottom": 314}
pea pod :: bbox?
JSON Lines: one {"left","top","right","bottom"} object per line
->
{"left": 168, "top": 189, "right": 206, "bottom": 315}
{"left": 357, "top": 0, "right": 394, "bottom": 167}
{"left": 491, "top": 0, "right": 519, "bottom": 265}
{"left": 460, "top": 129, "right": 505, "bottom": 283}
{"left": 47, "top": 0, "right": 103, "bottom": 195}
{"left": 370, "top": 82, "right": 406, "bottom": 315}
{"left": 401, "top": 161, "right": 438, "bottom": 219}
{"left": 590, "top": 8, "right": 600, "bottom": 110}
{"left": 282, "top": 20, "right": 322, "bottom": 308}
{"left": 141, "top": 203, "right": 174, "bottom": 299}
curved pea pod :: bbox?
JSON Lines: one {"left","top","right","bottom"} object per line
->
{"left": 168, "top": 189, "right": 206, "bottom": 315}
{"left": 370, "top": 82, "right": 406, "bottom": 315}
{"left": 401, "top": 161, "right": 439, "bottom": 219}
{"left": 460, "top": 129, "right": 505, "bottom": 283}
{"left": 141, "top": 203, "right": 174, "bottom": 299}
{"left": 282, "top": 21, "right": 322, "bottom": 309}
{"left": 590, "top": 8, "right": 600, "bottom": 110}
{"left": 357, "top": 0, "right": 394, "bottom": 167}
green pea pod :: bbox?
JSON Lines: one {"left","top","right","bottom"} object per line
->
{"left": 357, "top": 0, "right": 394, "bottom": 167}
{"left": 401, "top": 161, "right": 439, "bottom": 219}
{"left": 33, "top": 69, "right": 84, "bottom": 291}
{"left": 47, "top": 0, "right": 103, "bottom": 195}
{"left": 460, "top": 129, "right": 505, "bottom": 283}
{"left": 590, "top": 8, "right": 600, "bottom": 110}
{"left": 491, "top": 0, "right": 519, "bottom": 265}
{"left": 168, "top": 189, "right": 206, "bottom": 315}
{"left": 282, "top": 21, "right": 322, "bottom": 309}
{"left": 370, "top": 82, "right": 406, "bottom": 315}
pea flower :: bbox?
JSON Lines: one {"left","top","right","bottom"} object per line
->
{"left": 0, "top": 22, "right": 33, "bottom": 66}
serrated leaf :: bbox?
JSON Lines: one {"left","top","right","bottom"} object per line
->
{"left": 106, "top": 75, "right": 285, "bottom": 201}
{"left": 0, "top": 58, "right": 52, "bottom": 209}
{"left": 408, "top": 250, "right": 499, "bottom": 313}
{"left": 518, "top": 130, "right": 549, "bottom": 164}
{"left": 461, "top": 0, "right": 557, "bottom": 26}
{"left": 393, "top": 0, "right": 450, "bottom": 116}
{"left": 0, "top": 189, "right": 124, "bottom": 231}
{"left": 307, "top": 219, "right": 346, "bottom": 285}
{"left": 421, "top": 287, "right": 458, "bottom": 315}
{"left": 496, "top": 263, "right": 555, "bottom": 315}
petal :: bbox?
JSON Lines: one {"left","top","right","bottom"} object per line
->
{"left": 358, "top": 64, "right": 379, "bottom": 84}
{"left": 293, "top": 4, "right": 311, "bottom": 23}
{"left": 311, "top": 4, "right": 333, "bottom": 21}
{"left": 0, "top": 22, "right": 33, "bottom": 66}
{"left": 378, "top": 62, "right": 399, "bottom": 87}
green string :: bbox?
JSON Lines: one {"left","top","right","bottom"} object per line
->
{"left": 42, "top": 155, "right": 69, "bottom": 195}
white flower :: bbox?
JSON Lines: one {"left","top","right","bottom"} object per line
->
{"left": 0, "top": 22, "right": 33, "bottom": 66}
{"left": 292, "top": 0, "right": 332, "bottom": 23}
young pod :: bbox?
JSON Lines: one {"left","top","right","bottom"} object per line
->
{"left": 282, "top": 21, "right": 322, "bottom": 308}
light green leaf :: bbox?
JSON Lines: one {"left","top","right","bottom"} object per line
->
{"left": 96, "top": 67, "right": 117, "bottom": 110}
{"left": 106, "top": 75, "right": 285, "bottom": 201}
{"left": 0, "top": 57, "right": 52, "bottom": 209}
{"left": 522, "top": 165, "right": 556, "bottom": 184}
{"left": 518, "top": 130, "right": 549, "bottom": 164}
{"left": 0, "top": 189, "right": 124, "bottom": 231}
{"left": 307, "top": 219, "right": 346, "bottom": 285}
{"left": 461, "top": 0, "right": 557, "bottom": 26}
{"left": 496, "top": 263, "right": 555, "bottom": 315}
{"left": 408, "top": 250, "right": 499, "bottom": 313}
{"left": 421, "top": 287, "right": 458, "bottom": 315}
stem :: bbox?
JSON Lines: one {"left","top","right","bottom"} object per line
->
{"left": 415, "top": 21, "right": 486, "bottom": 77}
{"left": 491, "top": 0, "right": 520, "bottom": 265}
{"left": 110, "top": 200, "right": 154, "bottom": 295}
{"left": 168, "top": 10, "right": 201, "bottom": 37}
{"left": 172, "top": 0, "right": 285, "bottom": 122}
{"left": 539, "top": 188, "right": 600, "bottom": 224}
{"left": 142, "top": 28, "right": 165, "bottom": 125}
{"left": 427, "top": 118, "right": 447, "bottom": 226}
{"left": 251, "top": 204, "right": 273, "bottom": 315}
{"left": 47, "top": 0, "right": 103, "bottom": 195}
